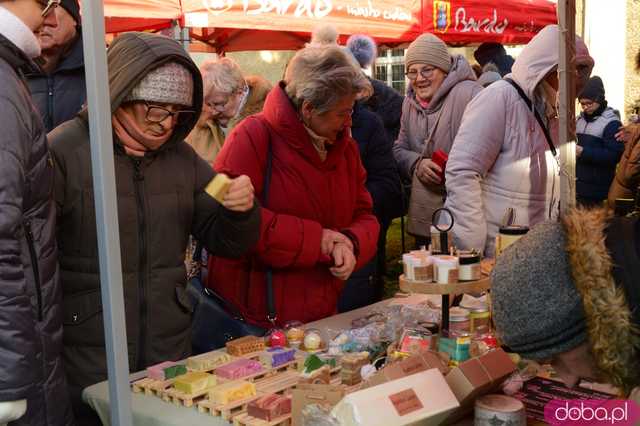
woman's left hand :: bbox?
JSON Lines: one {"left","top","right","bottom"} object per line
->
{"left": 329, "top": 242, "right": 356, "bottom": 280}
{"left": 223, "top": 175, "right": 255, "bottom": 212}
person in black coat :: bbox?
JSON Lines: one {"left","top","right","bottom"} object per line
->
{"left": 346, "top": 34, "right": 404, "bottom": 143}
{"left": 0, "top": 1, "right": 73, "bottom": 424}
{"left": 575, "top": 76, "right": 624, "bottom": 206}
{"left": 26, "top": 0, "right": 85, "bottom": 132}
{"left": 338, "top": 102, "right": 403, "bottom": 311}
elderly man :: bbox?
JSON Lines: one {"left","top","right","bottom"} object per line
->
{"left": 0, "top": 0, "right": 74, "bottom": 424}
{"left": 26, "top": 0, "right": 85, "bottom": 131}
{"left": 491, "top": 207, "right": 640, "bottom": 396}
{"left": 187, "top": 57, "right": 272, "bottom": 162}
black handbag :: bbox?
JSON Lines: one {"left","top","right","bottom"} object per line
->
{"left": 187, "top": 134, "right": 276, "bottom": 354}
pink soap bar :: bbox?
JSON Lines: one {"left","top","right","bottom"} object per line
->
{"left": 146, "top": 361, "right": 176, "bottom": 381}
{"left": 216, "top": 358, "right": 262, "bottom": 380}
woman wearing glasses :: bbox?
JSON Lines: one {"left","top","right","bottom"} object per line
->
{"left": 186, "top": 57, "right": 272, "bottom": 163}
{"left": 48, "top": 32, "right": 260, "bottom": 423}
{"left": 392, "top": 33, "right": 481, "bottom": 246}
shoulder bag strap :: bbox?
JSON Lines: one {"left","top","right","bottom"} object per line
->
{"left": 504, "top": 78, "right": 557, "bottom": 157}
{"left": 256, "top": 117, "right": 277, "bottom": 325}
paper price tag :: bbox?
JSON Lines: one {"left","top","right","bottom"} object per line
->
{"left": 389, "top": 388, "right": 423, "bottom": 416}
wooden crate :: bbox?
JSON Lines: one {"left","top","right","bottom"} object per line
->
{"left": 218, "top": 360, "right": 298, "bottom": 384}
{"left": 255, "top": 370, "right": 300, "bottom": 395}
{"left": 197, "top": 394, "right": 263, "bottom": 421}
{"left": 131, "top": 377, "right": 173, "bottom": 396}
{"left": 233, "top": 413, "right": 292, "bottom": 426}
{"left": 162, "top": 386, "right": 211, "bottom": 407}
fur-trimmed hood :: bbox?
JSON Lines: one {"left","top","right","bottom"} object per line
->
{"left": 563, "top": 207, "right": 640, "bottom": 394}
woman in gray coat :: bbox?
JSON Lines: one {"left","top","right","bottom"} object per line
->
{"left": 392, "top": 33, "right": 481, "bottom": 244}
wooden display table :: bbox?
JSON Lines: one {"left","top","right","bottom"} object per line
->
{"left": 398, "top": 261, "right": 492, "bottom": 335}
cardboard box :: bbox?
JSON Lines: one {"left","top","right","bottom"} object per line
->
{"left": 443, "top": 349, "right": 516, "bottom": 423}
{"left": 291, "top": 383, "right": 345, "bottom": 426}
{"left": 331, "top": 369, "right": 459, "bottom": 426}
{"left": 365, "top": 351, "right": 448, "bottom": 389}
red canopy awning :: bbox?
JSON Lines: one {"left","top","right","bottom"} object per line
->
{"left": 423, "top": 0, "right": 558, "bottom": 45}
{"left": 102, "top": 0, "right": 557, "bottom": 51}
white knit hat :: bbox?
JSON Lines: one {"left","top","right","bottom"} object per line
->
{"left": 125, "top": 62, "right": 194, "bottom": 107}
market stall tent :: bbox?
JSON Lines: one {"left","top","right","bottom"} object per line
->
{"left": 181, "top": 0, "right": 557, "bottom": 52}
{"left": 102, "top": 0, "right": 182, "bottom": 33}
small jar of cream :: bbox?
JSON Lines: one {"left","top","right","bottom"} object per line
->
{"left": 449, "top": 307, "right": 471, "bottom": 337}
{"left": 458, "top": 252, "right": 482, "bottom": 281}
{"left": 433, "top": 255, "right": 459, "bottom": 284}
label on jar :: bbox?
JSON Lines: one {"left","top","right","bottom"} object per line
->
{"left": 448, "top": 268, "right": 459, "bottom": 283}
{"left": 460, "top": 264, "right": 481, "bottom": 281}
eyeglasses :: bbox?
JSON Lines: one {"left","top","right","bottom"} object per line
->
{"left": 205, "top": 88, "right": 245, "bottom": 112}
{"left": 405, "top": 66, "right": 436, "bottom": 81}
{"left": 38, "top": 0, "right": 60, "bottom": 17}
{"left": 143, "top": 102, "right": 195, "bottom": 125}
{"left": 579, "top": 100, "right": 595, "bottom": 109}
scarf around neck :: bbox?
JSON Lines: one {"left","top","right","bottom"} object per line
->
{"left": 112, "top": 107, "right": 173, "bottom": 157}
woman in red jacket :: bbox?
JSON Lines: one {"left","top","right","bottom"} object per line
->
{"left": 208, "top": 46, "right": 380, "bottom": 327}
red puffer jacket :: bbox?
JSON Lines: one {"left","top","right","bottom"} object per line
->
{"left": 208, "top": 84, "right": 380, "bottom": 327}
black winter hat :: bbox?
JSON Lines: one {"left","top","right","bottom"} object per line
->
{"left": 579, "top": 75, "right": 605, "bottom": 104}
{"left": 60, "top": 0, "right": 81, "bottom": 25}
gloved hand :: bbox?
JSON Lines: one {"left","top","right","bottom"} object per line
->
{"left": 0, "top": 399, "right": 27, "bottom": 425}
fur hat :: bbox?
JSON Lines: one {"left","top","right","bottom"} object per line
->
{"left": 125, "top": 62, "right": 194, "bottom": 107}
{"left": 308, "top": 24, "right": 339, "bottom": 47}
{"left": 579, "top": 76, "right": 606, "bottom": 104}
{"left": 346, "top": 34, "right": 377, "bottom": 69}
{"left": 405, "top": 33, "right": 451, "bottom": 73}
{"left": 491, "top": 208, "right": 640, "bottom": 393}
{"left": 60, "top": 0, "right": 81, "bottom": 25}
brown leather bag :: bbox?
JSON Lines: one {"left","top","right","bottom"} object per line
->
{"left": 407, "top": 109, "right": 445, "bottom": 238}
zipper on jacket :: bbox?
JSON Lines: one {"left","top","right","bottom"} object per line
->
{"left": 24, "top": 221, "right": 44, "bottom": 321}
{"left": 46, "top": 77, "right": 54, "bottom": 130}
{"left": 132, "top": 159, "right": 148, "bottom": 370}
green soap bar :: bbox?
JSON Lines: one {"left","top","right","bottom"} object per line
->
{"left": 164, "top": 364, "right": 187, "bottom": 379}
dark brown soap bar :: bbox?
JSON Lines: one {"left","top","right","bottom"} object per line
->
{"left": 247, "top": 394, "right": 292, "bottom": 421}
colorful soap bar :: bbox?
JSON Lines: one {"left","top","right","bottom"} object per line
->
{"left": 173, "top": 372, "right": 217, "bottom": 394}
{"left": 147, "top": 361, "right": 177, "bottom": 381}
{"left": 209, "top": 380, "right": 256, "bottom": 405}
{"left": 226, "top": 336, "right": 265, "bottom": 356}
{"left": 205, "top": 173, "right": 232, "bottom": 203}
{"left": 186, "top": 351, "right": 232, "bottom": 371}
{"left": 341, "top": 352, "right": 370, "bottom": 386}
{"left": 260, "top": 347, "right": 296, "bottom": 368}
{"left": 216, "top": 358, "right": 263, "bottom": 380}
{"left": 247, "top": 394, "right": 292, "bottom": 421}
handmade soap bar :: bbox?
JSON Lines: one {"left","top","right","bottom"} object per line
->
{"left": 216, "top": 358, "right": 263, "bottom": 380}
{"left": 147, "top": 361, "right": 177, "bottom": 381}
{"left": 209, "top": 380, "right": 256, "bottom": 405}
{"left": 173, "top": 372, "right": 217, "bottom": 394}
{"left": 260, "top": 347, "right": 296, "bottom": 368}
{"left": 164, "top": 364, "right": 187, "bottom": 380}
{"left": 186, "top": 351, "right": 232, "bottom": 371}
{"left": 205, "top": 173, "right": 232, "bottom": 203}
{"left": 226, "top": 336, "right": 265, "bottom": 356}
{"left": 248, "top": 394, "right": 292, "bottom": 421}
{"left": 300, "top": 364, "right": 331, "bottom": 385}
{"left": 341, "top": 352, "right": 370, "bottom": 386}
